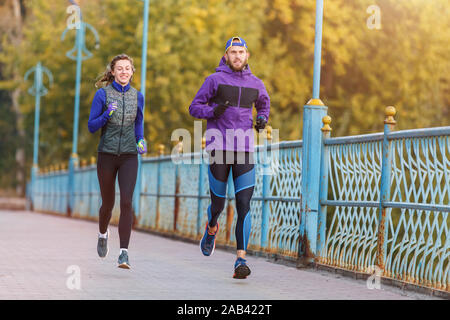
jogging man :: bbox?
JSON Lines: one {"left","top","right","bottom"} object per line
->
{"left": 189, "top": 37, "right": 270, "bottom": 279}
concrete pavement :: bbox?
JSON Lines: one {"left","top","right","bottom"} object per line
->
{"left": 0, "top": 210, "right": 440, "bottom": 300}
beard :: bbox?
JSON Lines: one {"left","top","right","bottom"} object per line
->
{"left": 226, "top": 57, "right": 248, "bottom": 72}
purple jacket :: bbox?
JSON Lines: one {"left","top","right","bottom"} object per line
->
{"left": 189, "top": 57, "right": 270, "bottom": 152}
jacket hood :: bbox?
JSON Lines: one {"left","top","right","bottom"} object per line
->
{"left": 216, "top": 56, "right": 252, "bottom": 75}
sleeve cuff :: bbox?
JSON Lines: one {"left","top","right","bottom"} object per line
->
{"left": 257, "top": 114, "right": 267, "bottom": 121}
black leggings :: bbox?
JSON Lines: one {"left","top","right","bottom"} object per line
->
{"left": 207, "top": 151, "right": 255, "bottom": 251}
{"left": 97, "top": 152, "right": 138, "bottom": 249}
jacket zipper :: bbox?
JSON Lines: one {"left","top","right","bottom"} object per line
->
{"left": 236, "top": 70, "right": 243, "bottom": 108}
{"left": 117, "top": 90, "right": 125, "bottom": 156}
{"left": 237, "top": 86, "right": 241, "bottom": 109}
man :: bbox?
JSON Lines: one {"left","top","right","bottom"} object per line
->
{"left": 189, "top": 36, "right": 270, "bottom": 279}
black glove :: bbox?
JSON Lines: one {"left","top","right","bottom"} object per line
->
{"left": 213, "top": 101, "right": 230, "bottom": 118}
{"left": 255, "top": 115, "right": 267, "bottom": 131}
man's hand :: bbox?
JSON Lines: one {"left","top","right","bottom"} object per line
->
{"left": 106, "top": 101, "right": 118, "bottom": 117}
{"left": 137, "top": 139, "right": 147, "bottom": 154}
{"left": 255, "top": 115, "right": 267, "bottom": 131}
{"left": 213, "top": 101, "right": 230, "bottom": 118}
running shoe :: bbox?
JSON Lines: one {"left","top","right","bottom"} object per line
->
{"left": 118, "top": 250, "right": 131, "bottom": 269}
{"left": 233, "top": 257, "right": 251, "bottom": 279}
{"left": 200, "top": 222, "right": 219, "bottom": 256}
{"left": 97, "top": 230, "right": 109, "bottom": 258}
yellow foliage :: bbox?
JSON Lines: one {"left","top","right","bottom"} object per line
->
{"left": 0, "top": 0, "right": 447, "bottom": 170}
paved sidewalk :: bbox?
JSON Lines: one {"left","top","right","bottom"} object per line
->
{"left": 0, "top": 210, "right": 439, "bottom": 300}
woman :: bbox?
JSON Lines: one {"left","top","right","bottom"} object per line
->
{"left": 88, "top": 54, "right": 147, "bottom": 269}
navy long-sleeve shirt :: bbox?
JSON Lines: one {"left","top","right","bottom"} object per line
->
{"left": 88, "top": 80, "right": 144, "bottom": 142}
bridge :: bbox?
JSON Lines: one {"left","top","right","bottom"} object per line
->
{"left": 13, "top": 0, "right": 448, "bottom": 302}
{"left": 23, "top": 107, "right": 449, "bottom": 300}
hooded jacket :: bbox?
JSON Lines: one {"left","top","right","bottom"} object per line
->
{"left": 189, "top": 57, "right": 270, "bottom": 152}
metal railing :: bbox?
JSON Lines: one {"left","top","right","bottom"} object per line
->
{"left": 318, "top": 108, "right": 449, "bottom": 291}
{"left": 29, "top": 107, "right": 449, "bottom": 292}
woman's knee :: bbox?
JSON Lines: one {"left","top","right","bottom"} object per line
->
{"left": 100, "top": 202, "right": 114, "bottom": 213}
{"left": 120, "top": 198, "right": 133, "bottom": 211}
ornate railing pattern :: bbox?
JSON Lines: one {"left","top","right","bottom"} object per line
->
{"left": 318, "top": 109, "right": 449, "bottom": 291}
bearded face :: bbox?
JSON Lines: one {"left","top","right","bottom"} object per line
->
{"left": 224, "top": 45, "right": 249, "bottom": 71}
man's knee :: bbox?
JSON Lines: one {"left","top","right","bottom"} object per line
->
{"left": 210, "top": 199, "right": 226, "bottom": 215}
{"left": 235, "top": 194, "right": 251, "bottom": 214}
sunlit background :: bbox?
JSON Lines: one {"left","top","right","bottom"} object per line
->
{"left": 0, "top": 0, "right": 448, "bottom": 196}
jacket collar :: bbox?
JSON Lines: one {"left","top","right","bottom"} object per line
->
{"left": 112, "top": 80, "right": 131, "bottom": 92}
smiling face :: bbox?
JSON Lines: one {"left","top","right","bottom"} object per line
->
{"left": 111, "top": 59, "right": 133, "bottom": 86}
{"left": 224, "top": 44, "right": 250, "bottom": 71}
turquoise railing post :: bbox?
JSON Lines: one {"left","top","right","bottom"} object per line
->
{"left": 173, "top": 142, "right": 182, "bottom": 232}
{"left": 52, "top": 165, "right": 56, "bottom": 212}
{"left": 197, "top": 138, "right": 206, "bottom": 237}
{"left": 24, "top": 62, "right": 53, "bottom": 211}
{"left": 317, "top": 116, "right": 331, "bottom": 260}
{"left": 61, "top": 2, "right": 100, "bottom": 216}
{"left": 261, "top": 126, "right": 273, "bottom": 250}
{"left": 298, "top": 0, "right": 328, "bottom": 266}
{"left": 155, "top": 144, "right": 165, "bottom": 229}
{"left": 45, "top": 169, "right": 49, "bottom": 210}
{"left": 133, "top": 0, "right": 150, "bottom": 219}
{"left": 48, "top": 168, "right": 51, "bottom": 211}
{"left": 376, "top": 106, "right": 397, "bottom": 272}
{"left": 299, "top": 103, "right": 327, "bottom": 265}
{"left": 41, "top": 168, "right": 45, "bottom": 210}
{"left": 47, "top": 166, "right": 51, "bottom": 212}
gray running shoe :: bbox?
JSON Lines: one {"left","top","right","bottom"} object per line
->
{"left": 118, "top": 251, "right": 131, "bottom": 269}
{"left": 97, "top": 230, "right": 109, "bottom": 258}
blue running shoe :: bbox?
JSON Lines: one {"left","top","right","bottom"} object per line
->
{"left": 200, "top": 222, "right": 219, "bottom": 256}
{"left": 118, "top": 250, "right": 131, "bottom": 269}
{"left": 233, "top": 257, "right": 251, "bottom": 279}
{"left": 97, "top": 230, "right": 109, "bottom": 258}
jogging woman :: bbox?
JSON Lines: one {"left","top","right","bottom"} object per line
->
{"left": 88, "top": 54, "right": 147, "bottom": 269}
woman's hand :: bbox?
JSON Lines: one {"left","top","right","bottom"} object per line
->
{"left": 137, "top": 139, "right": 147, "bottom": 154}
